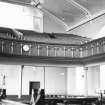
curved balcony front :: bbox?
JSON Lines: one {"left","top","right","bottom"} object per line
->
{"left": 0, "top": 36, "right": 105, "bottom": 65}
{"left": 0, "top": 37, "right": 82, "bottom": 65}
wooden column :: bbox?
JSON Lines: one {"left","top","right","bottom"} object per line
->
{"left": 18, "top": 65, "right": 24, "bottom": 99}
{"left": 84, "top": 67, "right": 88, "bottom": 96}
{"left": 43, "top": 66, "right": 46, "bottom": 90}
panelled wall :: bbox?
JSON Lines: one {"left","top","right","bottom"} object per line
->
{"left": 0, "top": 64, "right": 104, "bottom": 96}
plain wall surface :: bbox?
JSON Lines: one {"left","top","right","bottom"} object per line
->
{"left": 67, "top": 67, "right": 76, "bottom": 95}
{"left": 0, "top": 64, "right": 20, "bottom": 95}
{"left": 45, "top": 67, "right": 67, "bottom": 95}
{"left": 0, "top": 64, "right": 67, "bottom": 95}
{"left": 67, "top": 67, "right": 86, "bottom": 95}
{"left": 22, "top": 66, "right": 44, "bottom": 95}
{"left": 87, "top": 65, "right": 100, "bottom": 96}
{"left": 0, "top": 2, "right": 43, "bottom": 32}
{"left": 0, "top": 64, "right": 101, "bottom": 96}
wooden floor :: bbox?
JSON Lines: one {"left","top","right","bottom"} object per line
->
{"left": 1, "top": 99, "right": 29, "bottom": 105}
{"left": 5, "top": 95, "right": 30, "bottom": 104}
{"left": 3, "top": 95, "right": 105, "bottom": 105}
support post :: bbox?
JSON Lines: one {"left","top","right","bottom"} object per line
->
{"left": 18, "top": 65, "right": 24, "bottom": 99}
{"left": 43, "top": 66, "right": 45, "bottom": 91}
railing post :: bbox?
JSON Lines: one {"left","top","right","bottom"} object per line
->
{"left": 21, "top": 43, "right": 23, "bottom": 55}
{"left": 102, "top": 41, "right": 104, "bottom": 53}
{"left": 46, "top": 45, "right": 49, "bottom": 56}
{"left": 38, "top": 45, "right": 40, "bottom": 56}
{"left": 91, "top": 44, "right": 93, "bottom": 56}
{"left": 80, "top": 47, "right": 82, "bottom": 58}
{"left": 96, "top": 42, "right": 99, "bottom": 54}
{"left": 11, "top": 42, "right": 14, "bottom": 54}
{"left": 64, "top": 46, "right": 66, "bottom": 57}
{"left": 29, "top": 44, "right": 31, "bottom": 56}
{"left": 103, "top": 41, "right": 105, "bottom": 52}
{"left": 54, "top": 47, "right": 57, "bottom": 57}
{"left": 85, "top": 46, "right": 88, "bottom": 57}
{"left": 1, "top": 41, "right": 4, "bottom": 53}
{"left": 71, "top": 47, "right": 74, "bottom": 57}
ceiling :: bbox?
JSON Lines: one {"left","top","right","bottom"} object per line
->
{"left": 1, "top": 0, "right": 105, "bottom": 39}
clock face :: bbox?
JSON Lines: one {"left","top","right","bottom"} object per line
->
{"left": 23, "top": 45, "right": 29, "bottom": 51}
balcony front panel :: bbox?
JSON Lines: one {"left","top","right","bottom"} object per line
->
{"left": 13, "top": 42, "right": 22, "bottom": 55}
{"left": 0, "top": 39, "right": 2, "bottom": 53}
{"left": 39, "top": 44, "right": 47, "bottom": 56}
{"left": 30, "top": 44, "right": 38, "bottom": 56}
{"left": 87, "top": 45, "right": 93, "bottom": 56}
{"left": 81, "top": 46, "right": 87, "bottom": 57}
{"left": 3, "top": 40, "right": 12, "bottom": 54}
{"left": 103, "top": 42, "right": 105, "bottom": 53}
{"left": 93, "top": 43, "right": 97, "bottom": 56}
{"left": 55, "top": 46, "right": 65, "bottom": 57}
{"left": 48, "top": 45, "right": 56, "bottom": 57}
{"left": 65, "top": 47, "right": 73, "bottom": 57}
{"left": 98, "top": 41, "right": 104, "bottom": 54}
{"left": 73, "top": 47, "right": 80, "bottom": 58}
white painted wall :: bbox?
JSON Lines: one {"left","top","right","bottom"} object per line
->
{"left": 0, "top": 1, "right": 43, "bottom": 32}
{"left": 45, "top": 67, "right": 67, "bottom": 95}
{"left": 87, "top": 65, "right": 100, "bottom": 96}
{"left": 22, "top": 66, "right": 68, "bottom": 95}
{"left": 67, "top": 67, "right": 86, "bottom": 95}
{"left": 22, "top": 66, "right": 44, "bottom": 95}
{"left": 75, "top": 66, "right": 85, "bottom": 95}
{"left": 0, "top": 64, "right": 21, "bottom": 95}
{"left": 0, "top": 64, "right": 67, "bottom": 95}
{"left": 67, "top": 67, "right": 76, "bottom": 95}
{"left": 100, "top": 64, "right": 105, "bottom": 90}
{"left": 0, "top": 64, "right": 101, "bottom": 96}
{"left": 0, "top": 65, "right": 45, "bottom": 95}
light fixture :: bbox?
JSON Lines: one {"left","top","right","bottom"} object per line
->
{"left": 23, "top": 45, "right": 30, "bottom": 51}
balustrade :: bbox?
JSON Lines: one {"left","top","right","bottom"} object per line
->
{"left": 81, "top": 46, "right": 87, "bottom": 57}
{"left": 0, "top": 37, "right": 105, "bottom": 58}
{"left": 98, "top": 41, "right": 104, "bottom": 54}
{"left": 103, "top": 41, "right": 105, "bottom": 52}
{"left": 39, "top": 45, "right": 47, "bottom": 56}
{"left": 0, "top": 40, "right": 3, "bottom": 53}
{"left": 73, "top": 47, "right": 80, "bottom": 58}
{"left": 65, "top": 47, "right": 72, "bottom": 57}
{"left": 55, "top": 46, "right": 65, "bottom": 57}
{"left": 93, "top": 43, "right": 97, "bottom": 55}
{"left": 48, "top": 45, "right": 56, "bottom": 57}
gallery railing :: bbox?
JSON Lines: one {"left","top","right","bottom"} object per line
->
{"left": 0, "top": 37, "right": 105, "bottom": 58}
{"left": 81, "top": 37, "right": 105, "bottom": 57}
{"left": 0, "top": 37, "right": 80, "bottom": 58}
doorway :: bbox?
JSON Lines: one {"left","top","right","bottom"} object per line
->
{"left": 29, "top": 81, "right": 40, "bottom": 95}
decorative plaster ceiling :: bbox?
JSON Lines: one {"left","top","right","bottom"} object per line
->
{"left": 1, "top": 0, "right": 105, "bottom": 39}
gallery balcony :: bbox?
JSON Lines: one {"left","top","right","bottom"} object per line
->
{"left": 0, "top": 36, "right": 105, "bottom": 65}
